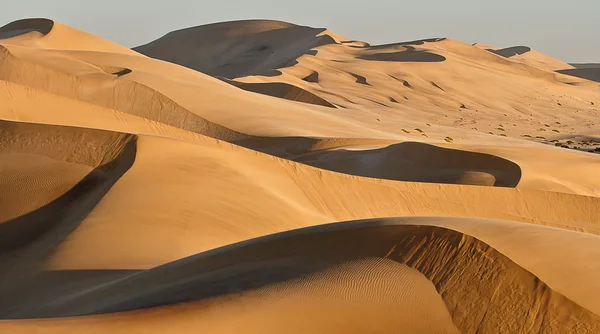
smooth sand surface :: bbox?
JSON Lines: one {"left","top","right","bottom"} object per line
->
{"left": 0, "top": 153, "right": 91, "bottom": 222}
{"left": 2, "top": 18, "right": 600, "bottom": 333}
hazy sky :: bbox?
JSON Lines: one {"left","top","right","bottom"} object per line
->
{"left": 1, "top": 0, "right": 599, "bottom": 62}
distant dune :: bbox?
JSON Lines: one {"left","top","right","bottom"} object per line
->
{"left": 133, "top": 20, "right": 337, "bottom": 78}
{"left": 1, "top": 18, "right": 600, "bottom": 333}
{"left": 0, "top": 18, "right": 53, "bottom": 39}
{"left": 218, "top": 77, "right": 336, "bottom": 107}
{"left": 557, "top": 68, "right": 600, "bottom": 83}
{"left": 571, "top": 63, "right": 600, "bottom": 69}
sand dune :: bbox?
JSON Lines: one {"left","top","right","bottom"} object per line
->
{"left": 557, "top": 68, "right": 600, "bottom": 83}
{"left": 1, "top": 17, "right": 600, "bottom": 333}
{"left": 39, "top": 133, "right": 600, "bottom": 272}
{"left": 0, "top": 19, "right": 138, "bottom": 55}
{"left": 134, "top": 20, "right": 337, "bottom": 78}
{"left": 292, "top": 141, "right": 522, "bottom": 186}
{"left": 476, "top": 43, "right": 575, "bottom": 72}
{"left": 0, "top": 18, "right": 54, "bottom": 39}
{"left": 4, "top": 219, "right": 600, "bottom": 332}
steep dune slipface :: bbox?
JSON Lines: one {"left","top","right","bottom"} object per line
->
{"left": 292, "top": 141, "right": 522, "bottom": 186}
{"left": 0, "top": 19, "right": 139, "bottom": 55}
{"left": 0, "top": 18, "right": 54, "bottom": 39}
{"left": 475, "top": 43, "right": 575, "bottom": 72}
{"left": 0, "top": 120, "right": 130, "bottom": 222}
{"left": 557, "top": 68, "right": 600, "bottom": 83}
{"left": 219, "top": 77, "right": 337, "bottom": 108}
{"left": 0, "top": 121, "right": 137, "bottom": 308}
{"left": 4, "top": 220, "right": 600, "bottom": 333}
{"left": 1, "top": 17, "right": 600, "bottom": 333}
{"left": 134, "top": 20, "right": 337, "bottom": 78}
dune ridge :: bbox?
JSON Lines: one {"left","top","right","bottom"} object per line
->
{"left": 2, "top": 219, "right": 600, "bottom": 333}
{"left": 0, "top": 18, "right": 54, "bottom": 39}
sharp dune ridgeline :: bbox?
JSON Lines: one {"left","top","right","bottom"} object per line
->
{"left": 1, "top": 17, "right": 600, "bottom": 333}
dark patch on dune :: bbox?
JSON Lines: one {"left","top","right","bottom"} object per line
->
{"left": 487, "top": 46, "right": 532, "bottom": 58}
{"left": 294, "top": 142, "right": 522, "bottom": 187}
{"left": 570, "top": 63, "right": 600, "bottom": 69}
{"left": 431, "top": 81, "right": 445, "bottom": 91}
{"left": 340, "top": 40, "right": 371, "bottom": 48}
{"left": 0, "top": 18, "right": 54, "bottom": 40}
{"left": 368, "top": 38, "right": 446, "bottom": 50}
{"left": 1, "top": 270, "right": 141, "bottom": 317}
{"left": 2, "top": 218, "right": 598, "bottom": 333}
{"left": 0, "top": 124, "right": 137, "bottom": 308}
{"left": 556, "top": 68, "right": 600, "bottom": 83}
{"left": 365, "top": 98, "right": 389, "bottom": 108}
{"left": 359, "top": 47, "right": 446, "bottom": 63}
{"left": 350, "top": 73, "right": 370, "bottom": 85}
{"left": 218, "top": 78, "right": 335, "bottom": 108}
{"left": 112, "top": 68, "right": 132, "bottom": 77}
{"left": 134, "top": 20, "right": 337, "bottom": 78}
{"left": 303, "top": 71, "right": 319, "bottom": 83}
{"left": 390, "top": 75, "right": 413, "bottom": 88}
{"left": 313, "top": 89, "right": 357, "bottom": 105}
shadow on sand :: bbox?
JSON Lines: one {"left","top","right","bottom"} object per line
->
{"left": 0, "top": 18, "right": 54, "bottom": 40}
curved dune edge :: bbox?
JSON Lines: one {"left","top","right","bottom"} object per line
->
{"left": 0, "top": 122, "right": 137, "bottom": 302}
{"left": 0, "top": 45, "right": 247, "bottom": 142}
{"left": 234, "top": 135, "right": 600, "bottom": 196}
{"left": 218, "top": 77, "right": 336, "bottom": 108}
{"left": 0, "top": 120, "right": 133, "bottom": 222}
{"left": 0, "top": 19, "right": 139, "bottom": 56}
{"left": 2, "top": 220, "right": 599, "bottom": 333}
{"left": 487, "top": 46, "right": 532, "bottom": 58}
{"left": 0, "top": 18, "right": 54, "bottom": 40}
{"left": 40, "top": 133, "right": 600, "bottom": 274}
{"left": 133, "top": 20, "right": 337, "bottom": 78}
{"left": 0, "top": 119, "right": 134, "bottom": 222}
{"left": 557, "top": 68, "right": 600, "bottom": 83}
{"left": 292, "top": 141, "right": 521, "bottom": 186}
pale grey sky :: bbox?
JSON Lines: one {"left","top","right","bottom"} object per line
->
{"left": 1, "top": 0, "right": 598, "bottom": 62}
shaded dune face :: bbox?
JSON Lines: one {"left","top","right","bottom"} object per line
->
{"left": 0, "top": 18, "right": 54, "bottom": 39}
{"left": 2, "top": 219, "right": 599, "bottom": 333}
{"left": 0, "top": 120, "right": 134, "bottom": 222}
{"left": 358, "top": 46, "right": 447, "bottom": 63}
{"left": 0, "top": 121, "right": 137, "bottom": 308}
{"left": 295, "top": 142, "right": 522, "bottom": 187}
{"left": 557, "top": 68, "right": 600, "bottom": 83}
{"left": 487, "top": 46, "right": 532, "bottom": 58}
{"left": 134, "top": 21, "right": 337, "bottom": 78}
{"left": 218, "top": 77, "right": 336, "bottom": 108}
{"left": 366, "top": 38, "right": 447, "bottom": 50}
{"left": 239, "top": 139, "right": 521, "bottom": 187}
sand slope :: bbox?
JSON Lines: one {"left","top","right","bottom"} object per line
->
{"left": 1, "top": 18, "right": 600, "bottom": 333}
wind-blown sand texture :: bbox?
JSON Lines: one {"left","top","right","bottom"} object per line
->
{"left": 1, "top": 18, "right": 600, "bottom": 333}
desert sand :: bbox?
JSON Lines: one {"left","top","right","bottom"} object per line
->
{"left": 1, "top": 18, "right": 600, "bottom": 333}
